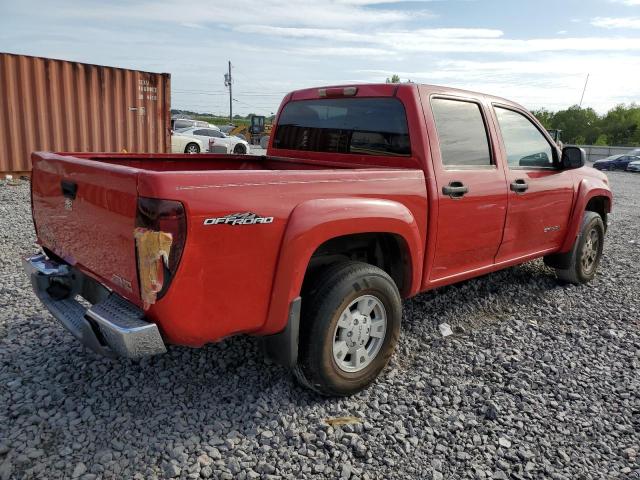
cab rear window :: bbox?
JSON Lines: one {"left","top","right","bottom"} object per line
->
{"left": 273, "top": 98, "right": 411, "bottom": 156}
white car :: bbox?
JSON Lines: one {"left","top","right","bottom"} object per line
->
{"left": 174, "top": 127, "right": 250, "bottom": 154}
{"left": 172, "top": 118, "right": 221, "bottom": 131}
{"left": 627, "top": 159, "right": 640, "bottom": 172}
{"left": 171, "top": 132, "right": 205, "bottom": 154}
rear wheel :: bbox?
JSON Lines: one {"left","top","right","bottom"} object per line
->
{"left": 294, "top": 261, "right": 402, "bottom": 396}
{"left": 233, "top": 143, "right": 247, "bottom": 154}
{"left": 545, "top": 211, "right": 604, "bottom": 284}
{"left": 184, "top": 143, "right": 200, "bottom": 154}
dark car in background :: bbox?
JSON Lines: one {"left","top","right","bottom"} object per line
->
{"left": 593, "top": 154, "right": 640, "bottom": 171}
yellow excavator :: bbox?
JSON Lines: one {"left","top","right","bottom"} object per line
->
{"left": 228, "top": 115, "right": 272, "bottom": 148}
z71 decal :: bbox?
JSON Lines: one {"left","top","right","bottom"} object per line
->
{"left": 204, "top": 212, "right": 274, "bottom": 226}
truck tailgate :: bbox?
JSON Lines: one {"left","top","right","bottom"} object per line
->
{"left": 31, "top": 153, "right": 141, "bottom": 305}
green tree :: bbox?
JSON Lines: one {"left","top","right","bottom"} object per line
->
{"left": 530, "top": 103, "right": 640, "bottom": 146}
{"left": 600, "top": 104, "right": 640, "bottom": 145}
{"left": 531, "top": 108, "right": 554, "bottom": 129}
{"left": 594, "top": 134, "right": 608, "bottom": 146}
{"left": 550, "top": 106, "right": 600, "bottom": 144}
{"left": 385, "top": 74, "right": 401, "bottom": 84}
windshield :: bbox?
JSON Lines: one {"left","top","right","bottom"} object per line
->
{"left": 273, "top": 97, "right": 410, "bottom": 156}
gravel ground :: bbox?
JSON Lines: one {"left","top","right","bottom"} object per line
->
{"left": 0, "top": 172, "right": 638, "bottom": 480}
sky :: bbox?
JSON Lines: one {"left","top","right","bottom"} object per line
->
{"left": 1, "top": 0, "right": 640, "bottom": 116}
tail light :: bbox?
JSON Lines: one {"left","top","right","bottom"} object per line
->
{"left": 134, "top": 197, "right": 186, "bottom": 307}
{"left": 318, "top": 86, "right": 358, "bottom": 98}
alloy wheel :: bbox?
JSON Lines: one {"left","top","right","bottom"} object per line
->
{"left": 332, "top": 295, "right": 387, "bottom": 373}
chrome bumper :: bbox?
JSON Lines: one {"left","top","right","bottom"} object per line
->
{"left": 23, "top": 254, "right": 166, "bottom": 359}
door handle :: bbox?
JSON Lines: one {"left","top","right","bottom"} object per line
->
{"left": 510, "top": 179, "right": 528, "bottom": 193}
{"left": 442, "top": 181, "right": 469, "bottom": 199}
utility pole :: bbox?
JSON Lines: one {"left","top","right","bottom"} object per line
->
{"left": 224, "top": 61, "right": 232, "bottom": 123}
{"left": 579, "top": 73, "right": 589, "bottom": 108}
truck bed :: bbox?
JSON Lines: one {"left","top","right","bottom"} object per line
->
{"left": 30, "top": 151, "right": 427, "bottom": 345}
{"left": 64, "top": 152, "right": 374, "bottom": 172}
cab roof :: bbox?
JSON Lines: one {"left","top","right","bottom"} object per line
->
{"left": 288, "top": 83, "right": 525, "bottom": 111}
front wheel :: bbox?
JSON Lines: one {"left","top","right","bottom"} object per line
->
{"left": 294, "top": 262, "right": 402, "bottom": 396}
{"left": 233, "top": 143, "right": 247, "bottom": 154}
{"left": 545, "top": 211, "right": 605, "bottom": 284}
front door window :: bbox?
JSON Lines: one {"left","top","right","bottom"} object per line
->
{"left": 494, "top": 107, "right": 554, "bottom": 168}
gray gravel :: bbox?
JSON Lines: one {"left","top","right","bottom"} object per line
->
{"left": 1, "top": 172, "right": 639, "bottom": 480}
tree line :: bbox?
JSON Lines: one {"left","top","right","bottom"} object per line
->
{"left": 171, "top": 109, "right": 276, "bottom": 128}
{"left": 531, "top": 104, "right": 640, "bottom": 147}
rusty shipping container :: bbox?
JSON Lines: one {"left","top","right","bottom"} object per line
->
{"left": 0, "top": 52, "right": 171, "bottom": 174}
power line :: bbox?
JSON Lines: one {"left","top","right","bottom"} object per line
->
{"left": 173, "top": 91, "right": 227, "bottom": 96}
{"left": 232, "top": 97, "right": 254, "bottom": 107}
{"left": 232, "top": 65, "right": 285, "bottom": 97}
{"left": 173, "top": 89, "right": 288, "bottom": 96}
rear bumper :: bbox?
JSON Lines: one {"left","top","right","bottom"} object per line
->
{"left": 23, "top": 253, "right": 166, "bottom": 359}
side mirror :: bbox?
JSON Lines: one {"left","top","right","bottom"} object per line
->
{"left": 561, "top": 146, "right": 585, "bottom": 170}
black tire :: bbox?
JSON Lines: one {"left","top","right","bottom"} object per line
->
{"left": 184, "top": 142, "right": 200, "bottom": 154}
{"left": 544, "top": 211, "right": 605, "bottom": 284}
{"left": 233, "top": 143, "right": 247, "bottom": 154}
{"left": 293, "top": 261, "right": 402, "bottom": 396}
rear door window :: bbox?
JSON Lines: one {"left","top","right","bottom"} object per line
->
{"left": 173, "top": 120, "right": 191, "bottom": 130}
{"left": 273, "top": 98, "right": 410, "bottom": 156}
{"left": 431, "top": 98, "right": 492, "bottom": 167}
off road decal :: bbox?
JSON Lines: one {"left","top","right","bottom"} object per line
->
{"left": 203, "top": 212, "right": 274, "bottom": 226}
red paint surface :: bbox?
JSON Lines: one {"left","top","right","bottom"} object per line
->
{"left": 29, "top": 84, "right": 612, "bottom": 347}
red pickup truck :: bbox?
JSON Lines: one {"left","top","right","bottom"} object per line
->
{"left": 24, "top": 83, "right": 612, "bottom": 396}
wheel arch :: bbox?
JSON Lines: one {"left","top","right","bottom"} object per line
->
{"left": 262, "top": 197, "right": 424, "bottom": 336}
{"left": 302, "top": 232, "right": 412, "bottom": 297}
{"left": 585, "top": 195, "right": 610, "bottom": 232}
{"left": 559, "top": 179, "right": 612, "bottom": 252}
